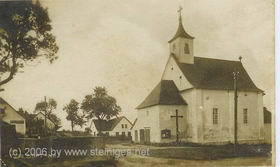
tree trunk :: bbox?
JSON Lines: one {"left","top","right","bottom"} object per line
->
{"left": 71, "top": 121, "right": 74, "bottom": 132}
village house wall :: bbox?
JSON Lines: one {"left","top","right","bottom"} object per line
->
{"left": 90, "top": 117, "right": 132, "bottom": 137}
{"left": 108, "top": 118, "right": 132, "bottom": 136}
{"left": 0, "top": 102, "right": 26, "bottom": 134}
{"left": 35, "top": 112, "right": 56, "bottom": 129}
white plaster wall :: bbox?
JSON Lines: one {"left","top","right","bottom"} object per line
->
{"left": 90, "top": 118, "right": 132, "bottom": 136}
{"left": 198, "top": 89, "right": 264, "bottom": 144}
{"left": 135, "top": 105, "right": 160, "bottom": 142}
{"left": 264, "top": 123, "right": 272, "bottom": 144}
{"left": 109, "top": 118, "right": 132, "bottom": 136}
{"left": 35, "top": 113, "right": 56, "bottom": 129}
{"left": 180, "top": 89, "right": 202, "bottom": 143}
{"left": 169, "top": 37, "right": 194, "bottom": 64}
{"left": 90, "top": 121, "right": 98, "bottom": 136}
{"left": 161, "top": 56, "right": 193, "bottom": 91}
{"left": 158, "top": 105, "right": 188, "bottom": 143}
{"left": 0, "top": 103, "right": 26, "bottom": 134}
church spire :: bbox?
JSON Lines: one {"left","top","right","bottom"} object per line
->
{"left": 168, "top": 6, "right": 194, "bottom": 43}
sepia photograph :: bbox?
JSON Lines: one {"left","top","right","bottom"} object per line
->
{"left": 0, "top": 0, "right": 275, "bottom": 166}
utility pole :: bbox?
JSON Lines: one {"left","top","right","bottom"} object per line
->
{"left": 233, "top": 71, "right": 239, "bottom": 153}
{"left": 171, "top": 109, "right": 183, "bottom": 144}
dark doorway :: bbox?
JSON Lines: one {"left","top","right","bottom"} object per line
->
{"left": 144, "top": 128, "right": 150, "bottom": 144}
{"left": 140, "top": 129, "right": 145, "bottom": 144}
{"left": 135, "top": 130, "right": 138, "bottom": 143}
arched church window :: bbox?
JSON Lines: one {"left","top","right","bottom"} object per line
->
{"left": 213, "top": 108, "right": 218, "bottom": 124}
{"left": 184, "top": 43, "right": 190, "bottom": 54}
{"left": 243, "top": 108, "right": 248, "bottom": 124}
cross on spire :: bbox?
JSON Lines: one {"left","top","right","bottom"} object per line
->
{"left": 177, "top": 6, "right": 183, "bottom": 21}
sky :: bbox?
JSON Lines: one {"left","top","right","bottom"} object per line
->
{"left": 1, "top": 0, "right": 274, "bottom": 130}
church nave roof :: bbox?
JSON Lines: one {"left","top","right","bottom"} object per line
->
{"left": 172, "top": 55, "right": 262, "bottom": 92}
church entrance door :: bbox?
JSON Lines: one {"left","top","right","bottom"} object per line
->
{"left": 135, "top": 130, "right": 138, "bottom": 143}
{"left": 144, "top": 128, "right": 150, "bottom": 144}
{"left": 140, "top": 129, "right": 145, "bottom": 144}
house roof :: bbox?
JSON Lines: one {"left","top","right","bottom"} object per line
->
{"left": 263, "top": 107, "right": 271, "bottom": 124}
{"left": 137, "top": 80, "right": 187, "bottom": 109}
{"left": 168, "top": 17, "right": 194, "bottom": 43}
{"left": 0, "top": 97, "right": 25, "bottom": 119}
{"left": 92, "top": 116, "right": 132, "bottom": 132}
{"left": 130, "top": 118, "right": 138, "bottom": 130}
{"left": 172, "top": 55, "right": 262, "bottom": 92}
{"left": 33, "top": 112, "right": 60, "bottom": 127}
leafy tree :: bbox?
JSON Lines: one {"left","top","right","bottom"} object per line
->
{"left": 48, "top": 113, "right": 61, "bottom": 127}
{"left": 34, "top": 98, "right": 61, "bottom": 129}
{"left": 63, "top": 99, "right": 86, "bottom": 132}
{"left": 0, "top": 1, "right": 58, "bottom": 87}
{"left": 34, "top": 98, "right": 57, "bottom": 116}
{"left": 18, "top": 108, "right": 44, "bottom": 136}
{"left": 81, "top": 87, "right": 121, "bottom": 121}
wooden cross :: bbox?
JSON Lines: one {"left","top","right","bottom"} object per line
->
{"left": 171, "top": 109, "right": 183, "bottom": 143}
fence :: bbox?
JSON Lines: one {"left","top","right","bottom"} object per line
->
{"left": 19, "top": 136, "right": 106, "bottom": 151}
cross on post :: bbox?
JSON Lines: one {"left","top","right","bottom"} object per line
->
{"left": 171, "top": 109, "right": 183, "bottom": 143}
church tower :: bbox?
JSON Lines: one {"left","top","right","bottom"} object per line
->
{"left": 169, "top": 7, "right": 194, "bottom": 64}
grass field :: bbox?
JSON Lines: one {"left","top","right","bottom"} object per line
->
{"left": 117, "top": 155, "right": 272, "bottom": 167}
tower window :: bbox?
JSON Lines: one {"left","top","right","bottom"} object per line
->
{"left": 173, "top": 43, "right": 176, "bottom": 51}
{"left": 184, "top": 43, "right": 190, "bottom": 54}
{"left": 243, "top": 108, "right": 248, "bottom": 124}
{"left": 213, "top": 108, "right": 218, "bottom": 124}
{"left": 146, "top": 110, "right": 149, "bottom": 116}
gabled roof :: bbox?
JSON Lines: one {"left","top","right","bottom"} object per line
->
{"left": 0, "top": 97, "right": 25, "bottom": 119}
{"left": 171, "top": 55, "right": 262, "bottom": 92}
{"left": 33, "top": 112, "right": 58, "bottom": 126}
{"left": 91, "top": 116, "right": 132, "bottom": 132}
{"left": 137, "top": 80, "right": 187, "bottom": 109}
{"left": 168, "top": 17, "right": 194, "bottom": 43}
{"left": 130, "top": 118, "right": 138, "bottom": 130}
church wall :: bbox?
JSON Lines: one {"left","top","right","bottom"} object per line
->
{"left": 198, "top": 89, "right": 232, "bottom": 143}
{"left": 136, "top": 105, "right": 161, "bottom": 143}
{"left": 161, "top": 56, "right": 193, "bottom": 91}
{"left": 198, "top": 89, "right": 264, "bottom": 144}
{"left": 158, "top": 105, "right": 188, "bottom": 143}
{"left": 180, "top": 89, "right": 198, "bottom": 143}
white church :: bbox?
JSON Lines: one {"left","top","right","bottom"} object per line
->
{"left": 131, "top": 10, "right": 265, "bottom": 144}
